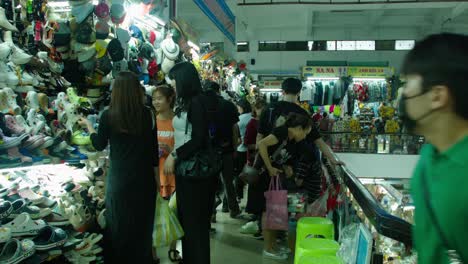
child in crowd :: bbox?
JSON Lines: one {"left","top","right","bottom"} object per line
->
{"left": 152, "top": 85, "right": 181, "bottom": 263}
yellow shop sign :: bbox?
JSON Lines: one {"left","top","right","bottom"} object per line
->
{"left": 348, "top": 67, "right": 394, "bottom": 78}
{"left": 302, "top": 66, "right": 347, "bottom": 78}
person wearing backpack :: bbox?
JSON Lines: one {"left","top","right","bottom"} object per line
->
{"left": 203, "top": 81, "right": 242, "bottom": 220}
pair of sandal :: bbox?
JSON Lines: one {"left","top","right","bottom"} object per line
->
{"left": 154, "top": 249, "right": 182, "bottom": 264}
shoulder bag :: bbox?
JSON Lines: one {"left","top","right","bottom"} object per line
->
{"left": 175, "top": 112, "right": 223, "bottom": 181}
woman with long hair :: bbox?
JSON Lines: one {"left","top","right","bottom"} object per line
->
{"left": 163, "top": 62, "right": 218, "bottom": 264}
{"left": 78, "top": 71, "right": 158, "bottom": 263}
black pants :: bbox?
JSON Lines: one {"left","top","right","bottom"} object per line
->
{"left": 176, "top": 173, "right": 216, "bottom": 264}
{"left": 235, "top": 151, "right": 247, "bottom": 199}
{"left": 220, "top": 152, "right": 240, "bottom": 213}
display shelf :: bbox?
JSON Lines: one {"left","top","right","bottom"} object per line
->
{"left": 336, "top": 159, "right": 413, "bottom": 246}
{"left": 324, "top": 132, "right": 425, "bottom": 155}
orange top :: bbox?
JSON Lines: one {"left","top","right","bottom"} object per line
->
{"left": 157, "top": 118, "right": 176, "bottom": 198}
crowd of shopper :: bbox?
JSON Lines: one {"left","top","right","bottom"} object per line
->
{"left": 76, "top": 33, "right": 468, "bottom": 264}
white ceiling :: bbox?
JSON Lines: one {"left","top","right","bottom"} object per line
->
{"left": 177, "top": 0, "right": 468, "bottom": 42}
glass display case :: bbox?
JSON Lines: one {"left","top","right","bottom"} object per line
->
{"left": 335, "top": 161, "right": 416, "bottom": 264}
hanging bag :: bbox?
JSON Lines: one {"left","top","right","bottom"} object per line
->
{"left": 153, "top": 195, "right": 184, "bottom": 247}
{"left": 264, "top": 176, "right": 289, "bottom": 230}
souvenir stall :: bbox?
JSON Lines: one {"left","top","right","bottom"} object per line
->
{"left": 0, "top": 0, "right": 184, "bottom": 262}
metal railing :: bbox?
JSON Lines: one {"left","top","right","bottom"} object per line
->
{"left": 322, "top": 132, "right": 425, "bottom": 155}
{"left": 335, "top": 155, "right": 413, "bottom": 246}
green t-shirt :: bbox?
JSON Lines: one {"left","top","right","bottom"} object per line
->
{"left": 411, "top": 136, "right": 468, "bottom": 263}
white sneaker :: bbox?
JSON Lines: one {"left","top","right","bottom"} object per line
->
{"left": 277, "top": 246, "right": 292, "bottom": 255}
{"left": 6, "top": 72, "right": 19, "bottom": 87}
{"left": 0, "top": 8, "right": 18, "bottom": 32}
{"left": 0, "top": 42, "right": 11, "bottom": 60}
{"left": 240, "top": 221, "right": 259, "bottom": 235}
{"left": 10, "top": 45, "right": 32, "bottom": 65}
{"left": 21, "top": 71, "right": 39, "bottom": 86}
{"left": 14, "top": 86, "right": 34, "bottom": 93}
{"left": 263, "top": 250, "right": 288, "bottom": 260}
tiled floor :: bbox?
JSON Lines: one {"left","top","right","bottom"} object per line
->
{"left": 157, "top": 211, "right": 294, "bottom": 264}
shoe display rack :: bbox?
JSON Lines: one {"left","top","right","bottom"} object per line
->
{"left": 0, "top": 154, "right": 107, "bottom": 263}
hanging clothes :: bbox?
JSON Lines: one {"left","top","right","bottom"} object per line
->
{"left": 333, "top": 80, "right": 342, "bottom": 104}
{"left": 314, "top": 82, "right": 324, "bottom": 105}
{"left": 300, "top": 81, "right": 315, "bottom": 102}
{"left": 327, "top": 82, "right": 335, "bottom": 105}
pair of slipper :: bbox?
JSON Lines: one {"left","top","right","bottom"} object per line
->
{"left": 154, "top": 249, "right": 182, "bottom": 264}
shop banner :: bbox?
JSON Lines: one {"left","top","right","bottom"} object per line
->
{"left": 260, "top": 80, "right": 283, "bottom": 89}
{"left": 193, "top": 0, "right": 235, "bottom": 44}
{"left": 348, "top": 67, "right": 394, "bottom": 78}
{"left": 302, "top": 66, "right": 347, "bottom": 78}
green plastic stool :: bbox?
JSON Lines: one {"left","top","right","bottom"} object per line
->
{"left": 294, "top": 238, "right": 340, "bottom": 264}
{"left": 295, "top": 217, "right": 334, "bottom": 251}
{"left": 299, "top": 256, "right": 343, "bottom": 264}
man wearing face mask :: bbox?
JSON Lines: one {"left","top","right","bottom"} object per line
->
{"left": 399, "top": 33, "right": 468, "bottom": 264}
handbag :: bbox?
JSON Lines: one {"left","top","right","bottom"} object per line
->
{"left": 239, "top": 140, "right": 287, "bottom": 185}
{"left": 421, "top": 168, "right": 465, "bottom": 263}
{"left": 175, "top": 114, "right": 222, "bottom": 181}
{"left": 264, "top": 176, "right": 289, "bottom": 231}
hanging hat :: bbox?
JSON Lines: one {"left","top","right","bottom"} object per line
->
{"left": 107, "top": 38, "right": 124, "bottom": 62}
{"left": 129, "top": 25, "right": 143, "bottom": 40}
{"left": 171, "top": 28, "right": 181, "bottom": 44}
{"left": 96, "top": 54, "right": 112, "bottom": 75}
{"left": 149, "top": 31, "right": 156, "bottom": 45}
{"left": 112, "top": 59, "right": 128, "bottom": 77}
{"left": 95, "top": 20, "right": 109, "bottom": 39}
{"left": 161, "top": 57, "right": 175, "bottom": 74}
{"left": 95, "top": 39, "right": 109, "bottom": 58}
{"left": 79, "top": 57, "right": 97, "bottom": 75}
{"left": 54, "top": 21, "right": 71, "bottom": 46}
{"left": 71, "top": 2, "right": 95, "bottom": 24}
{"left": 148, "top": 59, "right": 158, "bottom": 77}
{"left": 76, "top": 23, "right": 96, "bottom": 44}
{"left": 95, "top": 1, "right": 110, "bottom": 19}
{"left": 139, "top": 42, "right": 155, "bottom": 60}
{"left": 161, "top": 38, "right": 179, "bottom": 61}
{"left": 75, "top": 43, "right": 96, "bottom": 63}
{"left": 155, "top": 48, "right": 163, "bottom": 65}
{"left": 110, "top": 4, "right": 126, "bottom": 25}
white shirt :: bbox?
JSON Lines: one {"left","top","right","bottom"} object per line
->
{"left": 237, "top": 113, "right": 252, "bottom": 152}
{"left": 173, "top": 112, "right": 192, "bottom": 150}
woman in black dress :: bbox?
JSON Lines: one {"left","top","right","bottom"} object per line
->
{"left": 163, "top": 62, "right": 218, "bottom": 264}
{"left": 78, "top": 71, "right": 158, "bottom": 263}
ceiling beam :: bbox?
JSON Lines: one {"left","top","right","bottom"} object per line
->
{"left": 306, "top": 10, "right": 315, "bottom": 37}
{"left": 367, "top": 10, "right": 385, "bottom": 31}
{"left": 238, "top": 1, "right": 466, "bottom": 11}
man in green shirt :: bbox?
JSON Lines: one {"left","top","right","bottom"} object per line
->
{"left": 399, "top": 33, "right": 468, "bottom": 263}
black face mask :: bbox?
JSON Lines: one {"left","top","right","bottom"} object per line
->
{"left": 398, "top": 90, "right": 437, "bottom": 133}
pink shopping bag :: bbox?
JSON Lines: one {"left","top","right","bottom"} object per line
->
{"left": 264, "top": 176, "right": 288, "bottom": 230}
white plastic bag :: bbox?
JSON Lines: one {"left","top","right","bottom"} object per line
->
{"left": 306, "top": 189, "right": 329, "bottom": 216}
